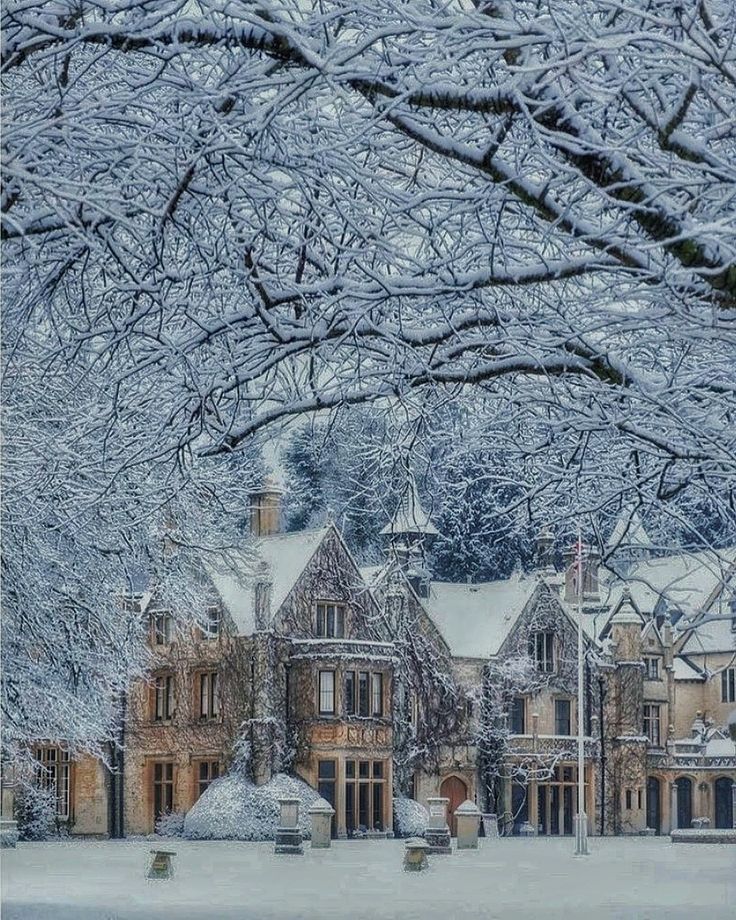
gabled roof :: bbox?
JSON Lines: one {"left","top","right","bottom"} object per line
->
{"left": 204, "top": 528, "right": 329, "bottom": 634}
{"left": 601, "top": 547, "right": 736, "bottom": 623}
{"left": 380, "top": 481, "right": 439, "bottom": 537}
{"left": 673, "top": 656, "right": 706, "bottom": 681}
{"left": 421, "top": 573, "right": 537, "bottom": 659}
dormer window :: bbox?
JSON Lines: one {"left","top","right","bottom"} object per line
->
{"left": 530, "top": 631, "right": 555, "bottom": 673}
{"left": 316, "top": 603, "right": 345, "bottom": 638}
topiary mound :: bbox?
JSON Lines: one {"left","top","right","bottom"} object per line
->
{"left": 393, "top": 797, "right": 429, "bottom": 837}
{"left": 183, "top": 772, "right": 320, "bottom": 841}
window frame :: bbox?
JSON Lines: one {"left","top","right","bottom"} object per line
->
{"left": 35, "top": 746, "right": 71, "bottom": 820}
{"left": 195, "top": 760, "right": 220, "bottom": 801}
{"left": 643, "top": 703, "right": 661, "bottom": 746}
{"left": 318, "top": 670, "right": 336, "bottom": 715}
{"left": 530, "top": 631, "right": 555, "bottom": 673}
{"left": 198, "top": 671, "right": 220, "bottom": 721}
{"left": 152, "top": 760, "right": 174, "bottom": 821}
{"left": 152, "top": 673, "right": 175, "bottom": 722}
{"left": 644, "top": 657, "right": 660, "bottom": 681}
{"left": 371, "top": 673, "right": 383, "bottom": 717}
{"left": 721, "top": 667, "right": 736, "bottom": 703}
{"left": 151, "top": 609, "right": 173, "bottom": 646}
{"left": 554, "top": 698, "right": 572, "bottom": 736}
{"left": 344, "top": 759, "right": 387, "bottom": 835}
{"left": 509, "top": 697, "right": 526, "bottom": 735}
{"left": 315, "top": 602, "right": 346, "bottom": 639}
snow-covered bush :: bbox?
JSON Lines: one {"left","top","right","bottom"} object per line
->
{"left": 183, "top": 772, "right": 320, "bottom": 841}
{"left": 393, "top": 797, "right": 429, "bottom": 838}
{"left": 155, "top": 811, "right": 186, "bottom": 838}
{"left": 15, "top": 785, "right": 57, "bottom": 841}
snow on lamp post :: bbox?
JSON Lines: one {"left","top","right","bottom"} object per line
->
{"left": 573, "top": 527, "right": 589, "bottom": 856}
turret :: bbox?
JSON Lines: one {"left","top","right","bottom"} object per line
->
{"left": 609, "top": 590, "right": 643, "bottom": 663}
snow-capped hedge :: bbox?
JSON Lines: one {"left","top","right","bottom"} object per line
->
{"left": 183, "top": 772, "right": 320, "bottom": 841}
{"left": 393, "top": 797, "right": 429, "bottom": 837}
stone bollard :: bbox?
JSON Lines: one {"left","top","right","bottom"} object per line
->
{"left": 482, "top": 813, "right": 499, "bottom": 839}
{"left": 424, "top": 796, "right": 451, "bottom": 854}
{"left": 404, "top": 837, "right": 430, "bottom": 872}
{"left": 455, "top": 800, "right": 481, "bottom": 849}
{"left": 275, "top": 797, "right": 304, "bottom": 855}
{"left": 146, "top": 849, "right": 176, "bottom": 880}
{"left": 308, "top": 797, "right": 335, "bottom": 848}
{"left": 0, "top": 775, "right": 18, "bottom": 849}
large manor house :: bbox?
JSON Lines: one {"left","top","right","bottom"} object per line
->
{"left": 28, "top": 485, "right": 736, "bottom": 839}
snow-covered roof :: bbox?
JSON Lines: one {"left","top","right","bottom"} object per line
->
{"left": 204, "top": 528, "right": 329, "bottom": 634}
{"left": 422, "top": 574, "right": 536, "bottom": 659}
{"left": 606, "top": 510, "right": 653, "bottom": 552}
{"left": 602, "top": 547, "right": 736, "bottom": 622}
{"left": 380, "top": 482, "right": 439, "bottom": 537}
{"left": 673, "top": 656, "right": 705, "bottom": 681}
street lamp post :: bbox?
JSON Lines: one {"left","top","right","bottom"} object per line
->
{"left": 574, "top": 525, "right": 589, "bottom": 856}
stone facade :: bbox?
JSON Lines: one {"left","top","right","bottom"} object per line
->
{"left": 20, "top": 499, "right": 736, "bottom": 839}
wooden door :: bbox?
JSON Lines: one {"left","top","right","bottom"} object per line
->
{"left": 440, "top": 775, "right": 468, "bottom": 837}
{"left": 676, "top": 777, "right": 692, "bottom": 829}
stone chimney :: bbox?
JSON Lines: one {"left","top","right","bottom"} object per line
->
{"left": 610, "top": 590, "right": 642, "bottom": 662}
{"left": 249, "top": 480, "right": 283, "bottom": 537}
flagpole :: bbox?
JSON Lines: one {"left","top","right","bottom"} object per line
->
{"left": 575, "top": 522, "right": 589, "bottom": 856}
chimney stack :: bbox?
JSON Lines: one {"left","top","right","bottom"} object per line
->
{"left": 249, "top": 480, "right": 284, "bottom": 538}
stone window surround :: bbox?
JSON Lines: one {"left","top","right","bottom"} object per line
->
{"left": 315, "top": 600, "right": 347, "bottom": 639}
{"left": 151, "top": 672, "right": 176, "bottom": 722}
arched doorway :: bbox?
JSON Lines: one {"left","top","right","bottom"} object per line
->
{"left": 646, "top": 776, "right": 661, "bottom": 835}
{"left": 440, "top": 775, "right": 468, "bottom": 837}
{"left": 714, "top": 777, "right": 734, "bottom": 829}
{"left": 675, "top": 777, "right": 693, "bottom": 830}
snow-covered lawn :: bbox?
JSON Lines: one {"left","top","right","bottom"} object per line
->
{"left": 2, "top": 836, "right": 734, "bottom": 919}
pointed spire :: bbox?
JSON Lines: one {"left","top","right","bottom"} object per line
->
{"left": 607, "top": 508, "right": 653, "bottom": 554}
{"left": 380, "top": 480, "right": 439, "bottom": 538}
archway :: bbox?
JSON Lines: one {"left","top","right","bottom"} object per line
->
{"left": 714, "top": 777, "right": 734, "bottom": 829}
{"left": 440, "top": 775, "right": 468, "bottom": 837}
{"left": 646, "top": 776, "right": 661, "bottom": 835}
{"left": 675, "top": 777, "right": 693, "bottom": 830}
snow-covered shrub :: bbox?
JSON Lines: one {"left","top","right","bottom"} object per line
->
{"left": 393, "top": 797, "right": 429, "bottom": 837}
{"left": 15, "top": 785, "right": 57, "bottom": 841}
{"left": 183, "top": 772, "right": 320, "bottom": 841}
{"left": 155, "top": 811, "right": 186, "bottom": 837}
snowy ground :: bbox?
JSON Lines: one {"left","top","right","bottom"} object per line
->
{"left": 2, "top": 836, "right": 734, "bottom": 919}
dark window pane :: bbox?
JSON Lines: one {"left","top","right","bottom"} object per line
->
{"left": 327, "top": 605, "right": 335, "bottom": 637}
{"left": 359, "top": 761, "right": 370, "bottom": 779}
{"left": 372, "top": 761, "right": 383, "bottom": 778}
{"left": 373, "top": 783, "right": 383, "bottom": 830}
{"left": 346, "top": 783, "right": 355, "bottom": 836}
{"left": 336, "top": 607, "right": 345, "bottom": 638}
{"left": 318, "top": 760, "right": 336, "bottom": 779}
{"left": 358, "top": 672, "right": 369, "bottom": 716}
{"left": 345, "top": 672, "right": 356, "bottom": 716}
{"left": 510, "top": 698, "right": 525, "bottom": 734}
{"left": 358, "top": 783, "right": 369, "bottom": 829}
{"left": 345, "top": 760, "right": 355, "bottom": 779}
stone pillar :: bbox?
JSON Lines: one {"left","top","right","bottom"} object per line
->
{"left": 275, "top": 797, "right": 303, "bottom": 855}
{"left": 732, "top": 783, "right": 736, "bottom": 830}
{"left": 308, "top": 798, "right": 335, "bottom": 848}
{"left": 0, "top": 770, "right": 18, "bottom": 848}
{"left": 424, "top": 797, "right": 451, "bottom": 854}
{"left": 670, "top": 783, "right": 679, "bottom": 832}
{"left": 455, "top": 800, "right": 481, "bottom": 849}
